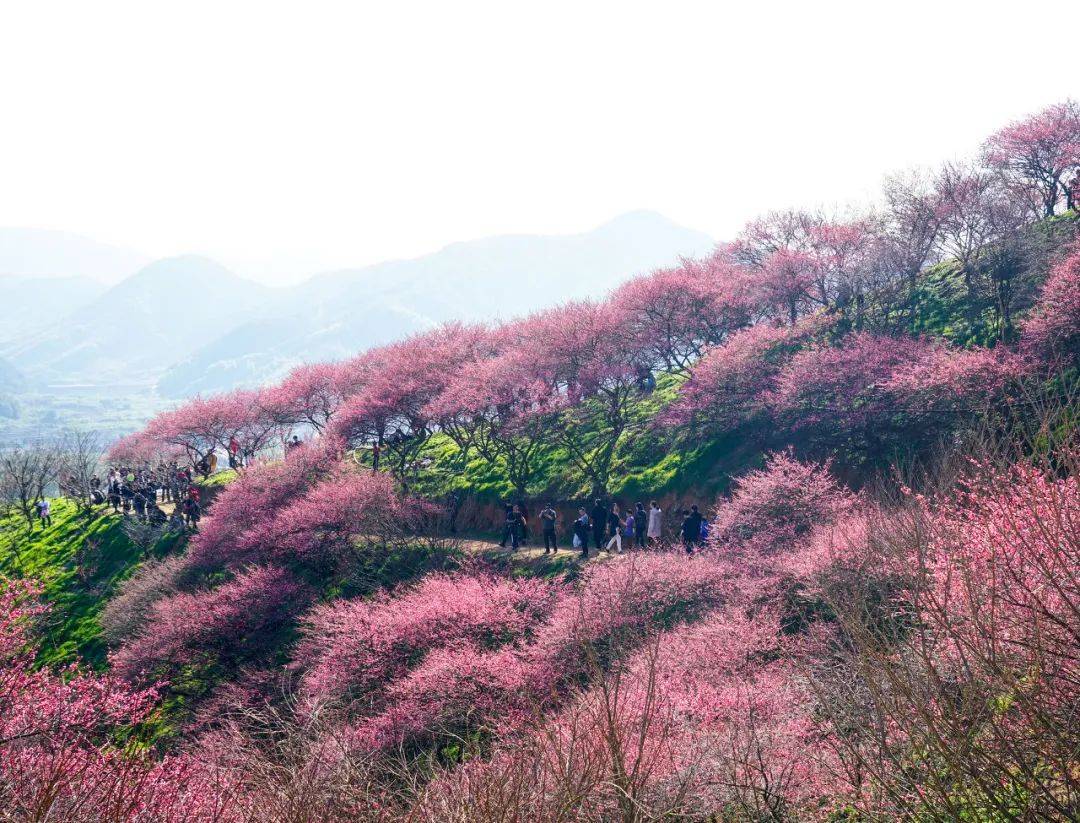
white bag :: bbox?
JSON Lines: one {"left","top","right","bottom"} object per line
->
{"left": 573, "top": 533, "right": 582, "bottom": 549}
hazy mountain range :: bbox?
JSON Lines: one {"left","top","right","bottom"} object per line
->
{"left": 0, "top": 212, "right": 713, "bottom": 410}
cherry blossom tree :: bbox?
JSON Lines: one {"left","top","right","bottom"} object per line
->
{"left": 263, "top": 361, "right": 349, "bottom": 433}
{"left": 982, "top": 98, "right": 1080, "bottom": 217}
{"left": 664, "top": 315, "right": 830, "bottom": 434}
{"left": 770, "top": 332, "right": 934, "bottom": 465}
{"left": 142, "top": 389, "right": 285, "bottom": 473}
{"left": 512, "top": 301, "right": 653, "bottom": 495}
{"left": 609, "top": 253, "right": 756, "bottom": 372}
{"left": 0, "top": 578, "right": 234, "bottom": 821}
{"left": 330, "top": 324, "right": 490, "bottom": 483}
{"left": 426, "top": 344, "right": 557, "bottom": 497}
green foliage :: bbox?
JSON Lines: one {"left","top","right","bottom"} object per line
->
{"left": 909, "top": 261, "right": 1001, "bottom": 347}
{"left": 195, "top": 468, "right": 238, "bottom": 490}
{"left": 0, "top": 499, "right": 169, "bottom": 669}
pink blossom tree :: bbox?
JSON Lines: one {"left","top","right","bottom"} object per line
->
{"left": 609, "top": 253, "right": 756, "bottom": 372}
{"left": 426, "top": 343, "right": 558, "bottom": 497}
{"left": 511, "top": 301, "right": 654, "bottom": 495}
{"left": 262, "top": 361, "right": 349, "bottom": 433}
{"left": 770, "top": 332, "right": 934, "bottom": 464}
{"left": 330, "top": 324, "right": 490, "bottom": 483}
{"left": 664, "top": 315, "right": 830, "bottom": 434}
{"left": 982, "top": 98, "right": 1080, "bottom": 217}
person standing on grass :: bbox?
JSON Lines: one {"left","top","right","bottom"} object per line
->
{"left": 606, "top": 503, "right": 624, "bottom": 554}
{"left": 590, "top": 498, "right": 607, "bottom": 552}
{"left": 36, "top": 498, "right": 52, "bottom": 529}
{"left": 573, "top": 508, "right": 591, "bottom": 558}
{"left": 540, "top": 503, "right": 558, "bottom": 554}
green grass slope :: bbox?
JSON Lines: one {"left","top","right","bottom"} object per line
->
{"left": 0, "top": 500, "right": 180, "bottom": 668}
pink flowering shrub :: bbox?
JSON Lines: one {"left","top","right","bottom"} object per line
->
{"left": 295, "top": 573, "right": 559, "bottom": 711}
{"left": 770, "top": 331, "right": 934, "bottom": 463}
{"left": 111, "top": 565, "right": 304, "bottom": 682}
{"left": 709, "top": 452, "right": 858, "bottom": 560}
{"left": 183, "top": 437, "right": 341, "bottom": 571}
{"left": 609, "top": 253, "right": 756, "bottom": 371}
{"left": 1021, "top": 244, "right": 1080, "bottom": 365}
{"left": 664, "top": 314, "right": 830, "bottom": 431}
{"left": 807, "top": 450, "right": 1080, "bottom": 818}
{"left": 0, "top": 579, "right": 236, "bottom": 822}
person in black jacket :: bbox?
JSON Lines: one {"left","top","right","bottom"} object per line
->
{"left": 540, "top": 504, "right": 558, "bottom": 553}
{"left": 499, "top": 504, "right": 516, "bottom": 549}
{"left": 634, "top": 502, "right": 647, "bottom": 548}
{"left": 681, "top": 505, "right": 703, "bottom": 554}
{"left": 573, "top": 508, "right": 591, "bottom": 558}
{"left": 590, "top": 498, "right": 607, "bottom": 551}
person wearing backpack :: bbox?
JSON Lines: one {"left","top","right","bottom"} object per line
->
{"left": 681, "top": 505, "right": 703, "bottom": 554}
{"left": 540, "top": 504, "right": 558, "bottom": 553}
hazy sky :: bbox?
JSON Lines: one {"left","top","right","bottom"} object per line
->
{"left": 1, "top": 0, "right": 1078, "bottom": 284}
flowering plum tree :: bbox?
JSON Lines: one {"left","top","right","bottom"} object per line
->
{"left": 664, "top": 316, "right": 829, "bottom": 434}
{"left": 770, "top": 332, "right": 934, "bottom": 464}
{"left": 709, "top": 452, "right": 857, "bottom": 561}
{"left": 263, "top": 361, "right": 349, "bottom": 433}
{"left": 142, "top": 389, "right": 286, "bottom": 472}
{"left": 330, "top": 324, "right": 489, "bottom": 482}
{"left": 982, "top": 98, "right": 1080, "bottom": 217}
{"left": 0, "top": 578, "right": 235, "bottom": 821}
{"left": 609, "top": 253, "right": 756, "bottom": 371}
{"left": 111, "top": 564, "right": 304, "bottom": 683}
{"left": 426, "top": 344, "right": 557, "bottom": 496}
{"left": 512, "top": 301, "right": 652, "bottom": 495}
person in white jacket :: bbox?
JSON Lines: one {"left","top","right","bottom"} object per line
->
{"left": 647, "top": 501, "right": 663, "bottom": 543}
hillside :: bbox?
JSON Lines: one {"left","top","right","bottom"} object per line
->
{"left": 1, "top": 100, "right": 1079, "bottom": 821}
{"left": 0, "top": 274, "right": 107, "bottom": 343}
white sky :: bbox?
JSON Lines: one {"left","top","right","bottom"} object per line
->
{"left": 1, "top": 0, "right": 1078, "bottom": 285}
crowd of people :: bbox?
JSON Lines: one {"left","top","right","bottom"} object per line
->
{"left": 102, "top": 462, "right": 203, "bottom": 530}
{"left": 498, "top": 498, "right": 709, "bottom": 557}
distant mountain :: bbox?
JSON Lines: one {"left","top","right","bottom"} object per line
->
{"left": 0, "top": 274, "right": 107, "bottom": 343}
{"left": 0, "top": 355, "right": 23, "bottom": 392}
{"left": 159, "top": 211, "right": 713, "bottom": 396}
{"left": 0, "top": 228, "right": 150, "bottom": 284}
{"left": 3, "top": 256, "right": 270, "bottom": 383}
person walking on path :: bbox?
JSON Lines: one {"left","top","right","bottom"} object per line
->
{"left": 590, "top": 498, "right": 607, "bottom": 552}
{"left": 647, "top": 501, "right": 663, "bottom": 544}
{"left": 573, "top": 508, "right": 591, "bottom": 558}
{"left": 634, "top": 502, "right": 648, "bottom": 548}
{"left": 498, "top": 504, "right": 515, "bottom": 549}
{"left": 606, "top": 503, "right": 624, "bottom": 554}
{"left": 681, "top": 505, "right": 703, "bottom": 554}
{"left": 36, "top": 498, "right": 52, "bottom": 529}
{"left": 540, "top": 504, "right": 558, "bottom": 554}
